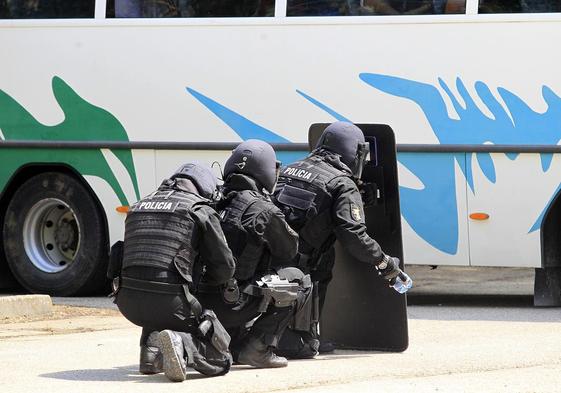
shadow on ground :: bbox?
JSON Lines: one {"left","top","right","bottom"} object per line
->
{"left": 40, "top": 365, "right": 211, "bottom": 383}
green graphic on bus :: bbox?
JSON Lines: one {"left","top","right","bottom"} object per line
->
{"left": 0, "top": 76, "right": 140, "bottom": 205}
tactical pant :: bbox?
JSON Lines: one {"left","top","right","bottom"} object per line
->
{"left": 275, "top": 252, "right": 333, "bottom": 358}
{"left": 197, "top": 292, "right": 293, "bottom": 351}
{"left": 116, "top": 267, "right": 198, "bottom": 344}
{"left": 115, "top": 268, "right": 232, "bottom": 376}
{"left": 116, "top": 287, "right": 198, "bottom": 346}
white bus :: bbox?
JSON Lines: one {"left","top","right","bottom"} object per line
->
{"left": 1, "top": 0, "right": 560, "bottom": 303}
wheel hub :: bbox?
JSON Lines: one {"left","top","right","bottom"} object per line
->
{"left": 54, "top": 216, "right": 78, "bottom": 252}
{"left": 23, "top": 199, "right": 81, "bottom": 273}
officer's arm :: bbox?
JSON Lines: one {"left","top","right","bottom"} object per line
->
{"left": 332, "top": 178, "right": 385, "bottom": 264}
{"left": 252, "top": 205, "right": 299, "bottom": 261}
{"left": 192, "top": 206, "right": 236, "bottom": 285}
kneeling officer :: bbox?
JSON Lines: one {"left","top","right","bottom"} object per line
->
{"left": 112, "top": 163, "right": 235, "bottom": 382}
{"left": 197, "top": 139, "right": 300, "bottom": 368}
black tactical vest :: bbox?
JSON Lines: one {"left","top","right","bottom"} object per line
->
{"left": 122, "top": 189, "right": 206, "bottom": 285}
{"left": 219, "top": 190, "right": 267, "bottom": 282}
{"left": 274, "top": 155, "right": 349, "bottom": 254}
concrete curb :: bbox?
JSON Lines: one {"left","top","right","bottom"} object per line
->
{"left": 0, "top": 295, "right": 53, "bottom": 319}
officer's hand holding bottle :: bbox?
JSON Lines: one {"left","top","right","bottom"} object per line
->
{"left": 375, "top": 255, "right": 413, "bottom": 294}
{"left": 390, "top": 272, "right": 413, "bottom": 294}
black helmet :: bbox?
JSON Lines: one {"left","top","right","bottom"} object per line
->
{"left": 171, "top": 163, "right": 217, "bottom": 199}
{"left": 224, "top": 139, "right": 281, "bottom": 193}
{"left": 315, "top": 121, "right": 369, "bottom": 179}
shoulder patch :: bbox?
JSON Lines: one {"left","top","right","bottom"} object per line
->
{"left": 350, "top": 203, "right": 362, "bottom": 222}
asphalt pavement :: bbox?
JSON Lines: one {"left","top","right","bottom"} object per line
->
{"left": 2, "top": 299, "right": 561, "bottom": 393}
{"left": 2, "top": 265, "right": 560, "bottom": 393}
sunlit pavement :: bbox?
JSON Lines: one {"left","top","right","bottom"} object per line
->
{"left": 2, "top": 266, "right": 560, "bottom": 393}
{"left": 2, "top": 295, "right": 561, "bottom": 393}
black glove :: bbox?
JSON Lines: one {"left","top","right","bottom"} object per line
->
{"left": 375, "top": 254, "right": 402, "bottom": 282}
{"left": 359, "top": 181, "right": 378, "bottom": 207}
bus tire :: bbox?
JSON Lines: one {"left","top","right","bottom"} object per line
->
{"left": 534, "top": 267, "right": 561, "bottom": 307}
{"left": 2, "top": 172, "right": 108, "bottom": 296}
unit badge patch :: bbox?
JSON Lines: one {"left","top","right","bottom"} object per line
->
{"left": 350, "top": 203, "right": 362, "bottom": 222}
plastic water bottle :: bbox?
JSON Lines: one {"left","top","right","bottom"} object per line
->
{"left": 391, "top": 272, "right": 413, "bottom": 294}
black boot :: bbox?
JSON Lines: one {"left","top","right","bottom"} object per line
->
{"left": 238, "top": 336, "right": 288, "bottom": 368}
{"left": 276, "top": 330, "right": 319, "bottom": 359}
{"left": 139, "top": 332, "right": 163, "bottom": 374}
{"left": 158, "top": 330, "right": 187, "bottom": 382}
{"left": 318, "top": 340, "right": 335, "bottom": 354}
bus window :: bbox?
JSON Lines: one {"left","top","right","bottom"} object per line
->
{"left": 286, "top": 0, "right": 466, "bottom": 16}
{"left": 109, "top": 0, "right": 275, "bottom": 18}
{"left": 479, "top": 0, "right": 561, "bottom": 13}
{"left": 0, "top": 0, "right": 94, "bottom": 19}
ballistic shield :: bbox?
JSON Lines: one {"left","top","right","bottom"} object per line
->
{"left": 310, "top": 123, "right": 409, "bottom": 352}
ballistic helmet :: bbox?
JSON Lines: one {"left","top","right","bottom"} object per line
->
{"left": 224, "top": 139, "right": 281, "bottom": 193}
{"left": 171, "top": 163, "right": 217, "bottom": 199}
{"left": 315, "top": 121, "right": 369, "bottom": 179}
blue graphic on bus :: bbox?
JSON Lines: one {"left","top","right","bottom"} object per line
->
{"left": 187, "top": 87, "right": 289, "bottom": 143}
{"left": 360, "top": 73, "right": 561, "bottom": 236}
{"left": 187, "top": 87, "right": 306, "bottom": 165}
{"left": 186, "top": 86, "right": 459, "bottom": 253}
{"left": 296, "top": 90, "right": 351, "bottom": 122}
{"left": 398, "top": 152, "right": 461, "bottom": 254}
{"left": 292, "top": 89, "right": 460, "bottom": 254}
{"left": 187, "top": 76, "right": 561, "bottom": 255}
{"left": 360, "top": 74, "right": 561, "bottom": 185}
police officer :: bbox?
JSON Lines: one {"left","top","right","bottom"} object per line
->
{"left": 273, "top": 121, "right": 412, "bottom": 357}
{"left": 114, "top": 163, "right": 235, "bottom": 382}
{"left": 197, "top": 139, "right": 300, "bottom": 368}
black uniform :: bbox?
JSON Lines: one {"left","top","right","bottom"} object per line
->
{"left": 198, "top": 173, "right": 299, "bottom": 349}
{"left": 115, "top": 177, "right": 235, "bottom": 375}
{"left": 273, "top": 150, "right": 385, "bottom": 312}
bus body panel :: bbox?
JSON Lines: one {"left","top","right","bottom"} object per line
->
{"left": 2, "top": 16, "right": 561, "bottom": 268}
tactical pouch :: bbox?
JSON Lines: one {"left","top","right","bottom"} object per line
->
{"left": 275, "top": 269, "right": 320, "bottom": 359}
{"left": 276, "top": 185, "right": 317, "bottom": 229}
{"left": 198, "top": 309, "right": 231, "bottom": 354}
{"left": 173, "top": 248, "right": 197, "bottom": 287}
{"left": 276, "top": 268, "right": 317, "bottom": 335}
{"left": 293, "top": 284, "right": 315, "bottom": 333}
{"left": 276, "top": 184, "right": 316, "bottom": 211}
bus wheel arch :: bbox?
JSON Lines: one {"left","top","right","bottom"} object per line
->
{"left": 1, "top": 164, "right": 110, "bottom": 296}
{"left": 536, "top": 189, "right": 561, "bottom": 307}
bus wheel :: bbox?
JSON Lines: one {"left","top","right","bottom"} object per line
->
{"left": 2, "top": 172, "right": 108, "bottom": 296}
{"left": 534, "top": 267, "right": 561, "bottom": 306}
